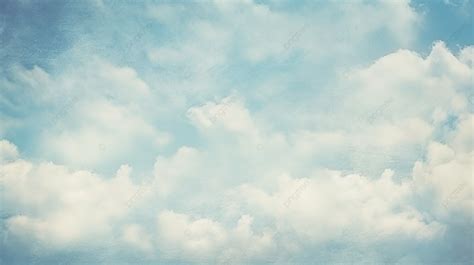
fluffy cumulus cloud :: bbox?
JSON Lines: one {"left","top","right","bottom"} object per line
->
{"left": 0, "top": 0, "right": 473, "bottom": 264}
{"left": 1, "top": 160, "right": 137, "bottom": 246}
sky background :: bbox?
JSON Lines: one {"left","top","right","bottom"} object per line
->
{"left": 0, "top": 0, "right": 473, "bottom": 264}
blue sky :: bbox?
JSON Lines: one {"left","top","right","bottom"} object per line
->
{"left": 0, "top": 0, "right": 473, "bottom": 264}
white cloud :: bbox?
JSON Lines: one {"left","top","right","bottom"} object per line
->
{"left": 449, "top": 113, "right": 474, "bottom": 154}
{"left": 152, "top": 146, "right": 201, "bottom": 197}
{"left": 96, "top": 60, "right": 150, "bottom": 96}
{"left": 42, "top": 99, "right": 170, "bottom": 169}
{"left": 146, "top": 0, "right": 420, "bottom": 67}
{"left": 345, "top": 42, "right": 471, "bottom": 119}
{"left": 1, "top": 58, "right": 172, "bottom": 170}
{"left": 1, "top": 148, "right": 138, "bottom": 246}
{"left": 0, "top": 139, "right": 19, "bottom": 162}
{"left": 156, "top": 210, "right": 227, "bottom": 260}
{"left": 413, "top": 116, "right": 474, "bottom": 217}
{"left": 459, "top": 46, "right": 474, "bottom": 66}
{"left": 187, "top": 96, "right": 257, "bottom": 136}
{"left": 156, "top": 210, "right": 274, "bottom": 263}
{"left": 121, "top": 224, "right": 153, "bottom": 253}
{"left": 236, "top": 169, "right": 444, "bottom": 248}
{"left": 427, "top": 141, "right": 456, "bottom": 166}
